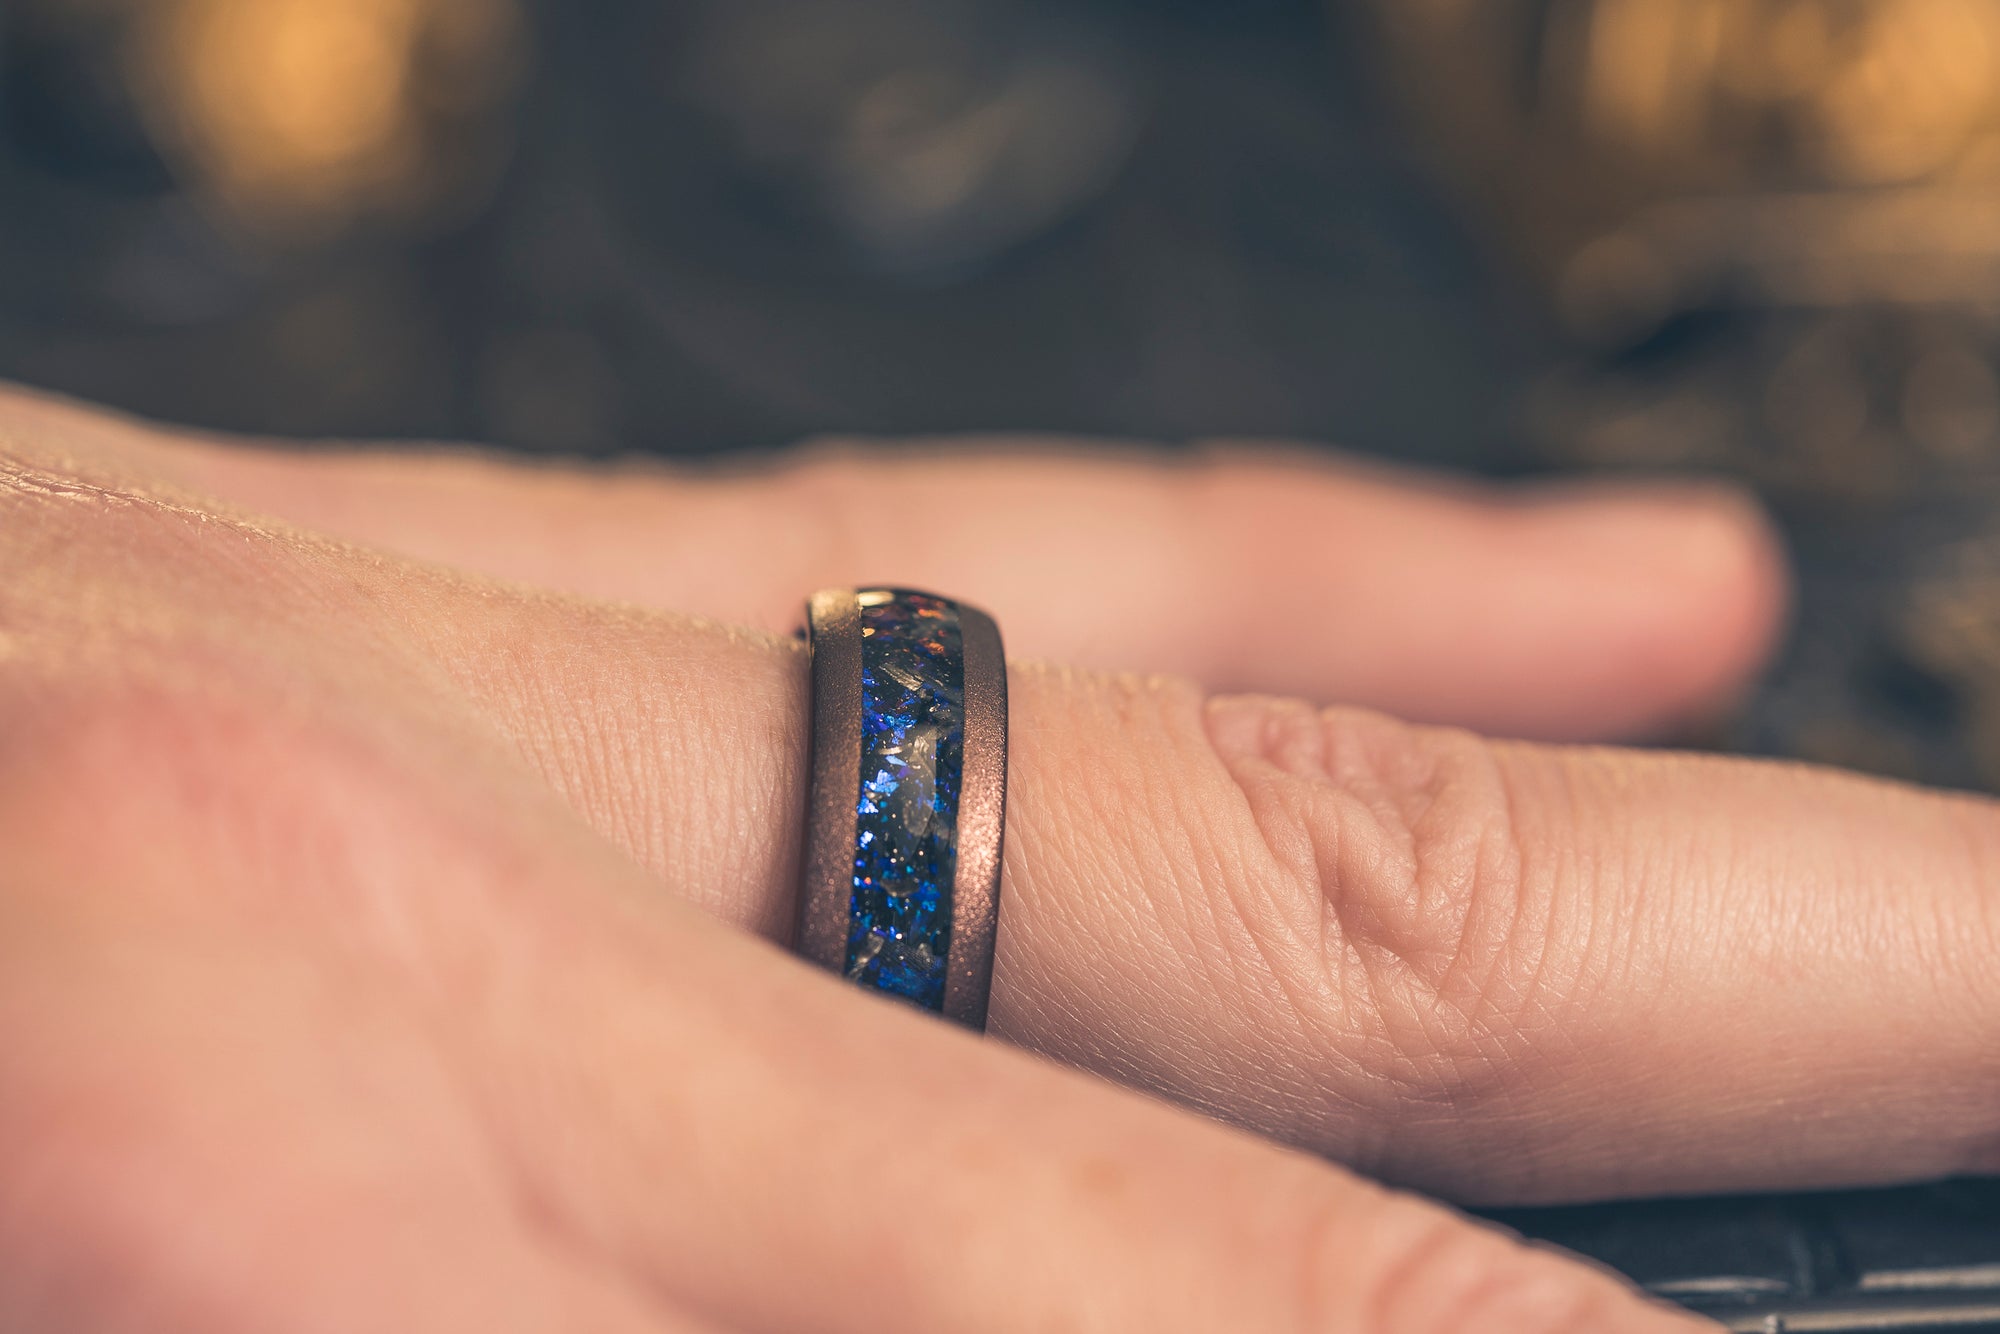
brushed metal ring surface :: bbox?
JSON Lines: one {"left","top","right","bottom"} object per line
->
{"left": 797, "top": 588, "right": 1007, "bottom": 1029}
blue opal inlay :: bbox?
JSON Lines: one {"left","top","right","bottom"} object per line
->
{"left": 845, "top": 589, "right": 964, "bottom": 1011}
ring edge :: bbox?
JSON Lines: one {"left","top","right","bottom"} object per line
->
{"left": 799, "top": 589, "right": 863, "bottom": 972}
{"left": 943, "top": 602, "right": 1006, "bottom": 1030}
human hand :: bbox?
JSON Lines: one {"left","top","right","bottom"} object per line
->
{"left": 0, "top": 383, "right": 1944, "bottom": 1334}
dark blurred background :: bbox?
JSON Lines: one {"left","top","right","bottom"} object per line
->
{"left": 6, "top": 0, "right": 2000, "bottom": 1327}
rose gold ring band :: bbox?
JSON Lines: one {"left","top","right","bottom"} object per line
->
{"left": 796, "top": 588, "right": 1007, "bottom": 1030}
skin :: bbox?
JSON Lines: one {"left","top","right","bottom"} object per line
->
{"left": 5, "top": 380, "right": 1995, "bottom": 1332}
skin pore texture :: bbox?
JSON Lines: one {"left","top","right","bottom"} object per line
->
{"left": 2, "top": 383, "right": 1995, "bottom": 1333}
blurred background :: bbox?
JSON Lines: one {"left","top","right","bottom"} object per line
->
{"left": 5, "top": 0, "right": 2000, "bottom": 1327}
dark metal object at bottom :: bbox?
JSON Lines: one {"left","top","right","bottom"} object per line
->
{"left": 1708, "top": 1294, "right": 2000, "bottom": 1333}
{"left": 1492, "top": 1180, "right": 2000, "bottom": 1332}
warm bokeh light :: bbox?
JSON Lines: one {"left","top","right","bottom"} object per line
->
{"left": 1572, "top": 0, "right": 2000, "bottom": 185}
{"left": 109, "top": 0, "right": 525, "bottom": 235}
{"left": 1373, "top": 0, "right": 2000, "bottom": 342}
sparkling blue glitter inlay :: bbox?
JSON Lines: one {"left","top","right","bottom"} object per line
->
{"left": 845, "top": 589, "right": 964, "bottom": 1011}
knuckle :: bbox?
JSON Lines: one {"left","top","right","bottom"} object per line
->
{"left": 1008, "top": 670, "right": 1586, "bottom": 1153}
{"left": 1202, "top": 695, "right": 1536, "bottom": 1020}
{"left": 1197, "top": 695, "right": 1625, "bottom": 1146}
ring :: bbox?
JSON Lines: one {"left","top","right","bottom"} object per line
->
{"left": 797, "top": 588, "right": 1008, "bottom": 1029}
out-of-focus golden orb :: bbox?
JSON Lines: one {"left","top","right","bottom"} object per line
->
{"left": 65, "top": 0, "right": 529, "bottom": 238}
{"left": 1569, "top": 0, "right": 1998, "bottom": 184}
{"left": 1364, "top": 0, "right": 2000, "bottom": 341}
